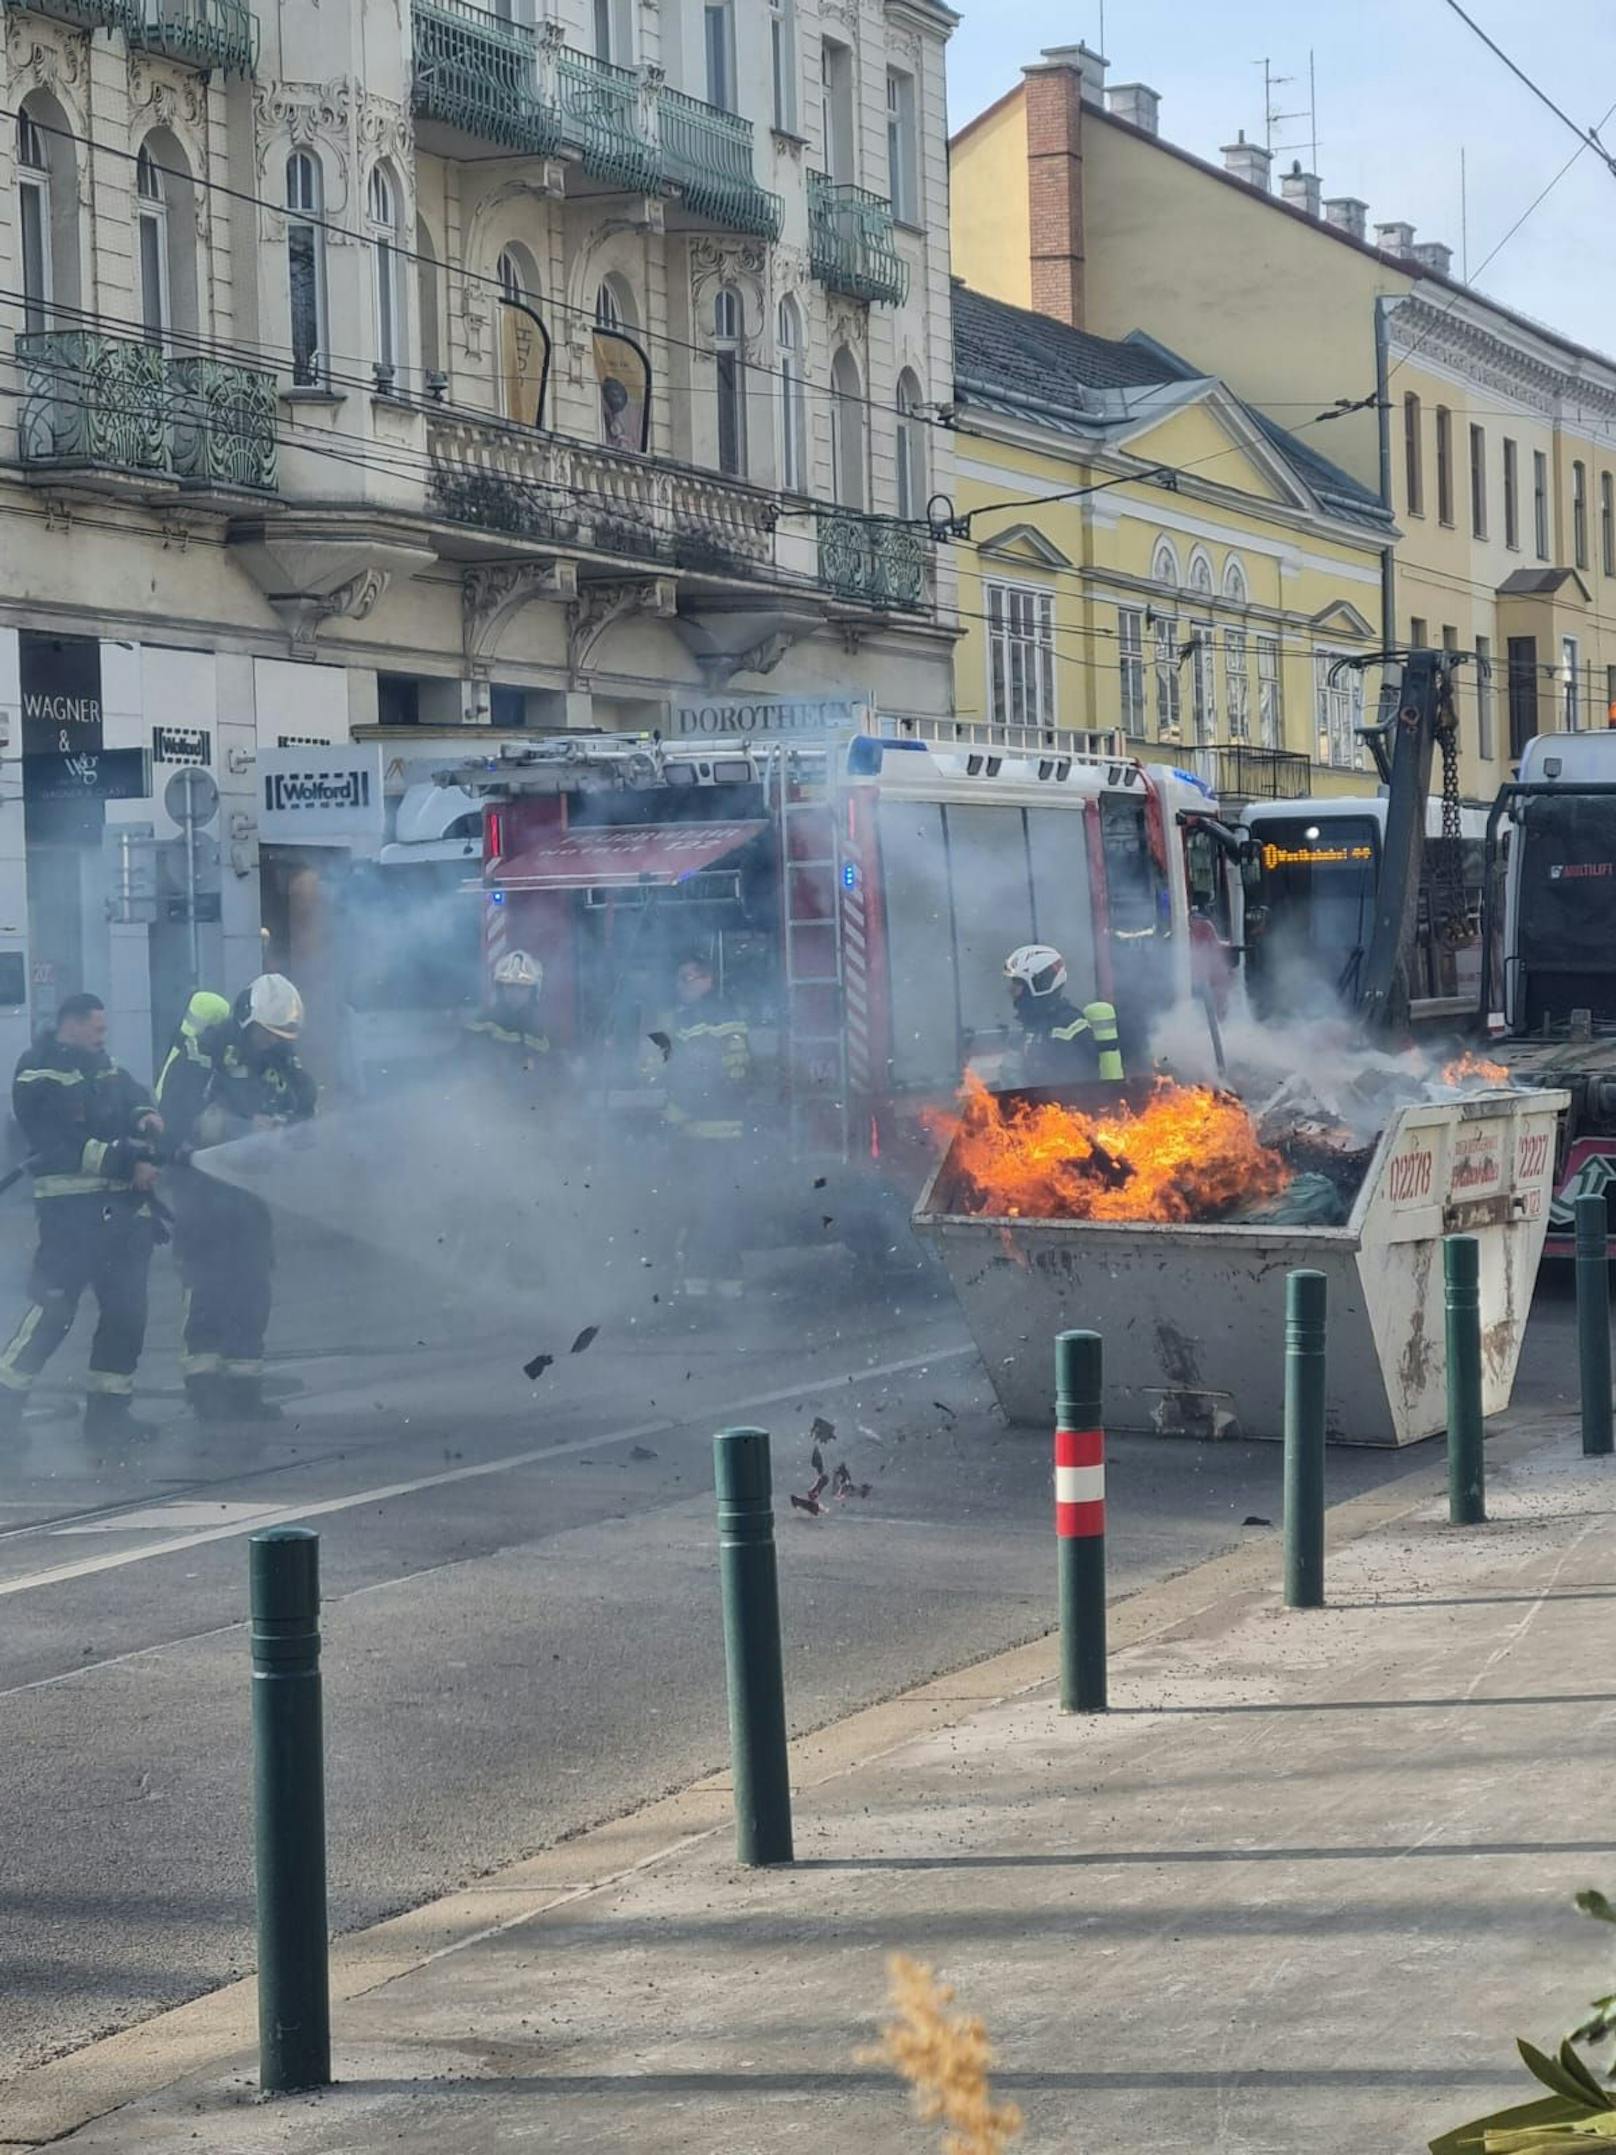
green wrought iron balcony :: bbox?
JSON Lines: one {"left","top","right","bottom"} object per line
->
{"left": 808, "top": 174, "right": 909, "bottom": 305}
{"left": 817, "top": 508, "right": 927, "bottom": 610}
{"left": 130, "top": 0, "right": 257, "bottom": 74}
{"left": 555, "top": 46, "right": 657, "bottom": 192}
{"left": 2, "top": 0, "right": 138, "bottom": 34}
{"left": 2, "top": 0, "right": 256, "bottom": 68}
{"left": 412, "top": 0, "right": 561, "bottom": 157}
{"left": 659, "top": 87, "right": 781, "bottom": 239}
{"left": 17, "top": 331, "right": 277, "bottom": 494}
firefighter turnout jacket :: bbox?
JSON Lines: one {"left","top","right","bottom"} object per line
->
{"left": 646, "top": 1002, "right": 751, "bottom": 1140}
{"left": 14, "top": 1036, "right": 158, "bottom": 1199}
{"left": 462, "top": 1002, "right": 553, "bottom": 1096}
{"left": 195, "top": 1020, "right": 318, "bottom": 1140}
{"left": 1021, "top": 996, "right": 1124, "bottom": 1086}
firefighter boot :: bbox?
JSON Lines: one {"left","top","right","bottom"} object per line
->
{"left": 184, "top": 1372, "right": 234, "bottom": 1424}
{"left": 83, "top": 1392, "right": 161, "bottom": 1444}
{"left": 222, "top": 1375, "right": 285, "bottom": 1424}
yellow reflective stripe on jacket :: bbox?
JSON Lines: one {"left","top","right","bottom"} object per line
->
{"left": 35, "top": 1173, "right": 135, "bottom": 1197}
{"left": 1081, "top": 1001, "right": 1125, "bottom": 1080}
{"left": 1049, "top": 1017, "right": 1092, "bottom": 1043}
{"left": 466, "top": 1020, "right": 550, "bottom": 1051}
{"left": 15, "top": 1067, "right": 83, "bottom": 1086}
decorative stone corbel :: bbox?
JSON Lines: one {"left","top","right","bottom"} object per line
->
{"left": 566, "top": 576, "right": 676, "bottom": 677}
{"left": 463, "top": 558, "right": 580, "bottom": 670}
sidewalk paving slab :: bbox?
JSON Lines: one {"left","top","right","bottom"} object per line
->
{"left": 18, "top": 1433, "right": 1616, "bottom": 2155}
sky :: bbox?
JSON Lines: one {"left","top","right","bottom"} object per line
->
{"left": 945, "top": 1, "right": 1616, "bottom": 359}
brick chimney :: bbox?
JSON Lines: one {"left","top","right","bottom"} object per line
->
{"left": 1279, "top": 161, "right": 1321, "bottom": 217}
{"left": 1221, "top": 130, "right": 1273, "bottom": 191}
{"left": 1022, "top": 50, "right": 1099, "bottom": 328}
{"left": 1324, "top": 196, "right": 1368, "bottom": 240}
{"left": 1105, "top": 81, "right": 1160, "bottom": 136}
{"left": 1411, "top": 239, "right": 1454, "bottom": 276}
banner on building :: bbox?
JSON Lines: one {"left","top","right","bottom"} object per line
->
{"left": 498, "top": 298, "right": 551, "bottom": 430}
{"left": 592, "top": 325, "right": 652, "bottom": 453}
{"left": 258, "top": 744, "right": 386, "bottom": 847}
{"left": 20, "top": 634, "right": 105, "bottom": 841}
{"left": 153, "top": 726, "right": 211, "bottom": 766}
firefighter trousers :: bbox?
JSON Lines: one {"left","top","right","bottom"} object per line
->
{"left": 173, "top": 1178, "right": 275, "bottom": 1382}
{"left": 0, "top": 1196, "right": 154, "bottom": 1400}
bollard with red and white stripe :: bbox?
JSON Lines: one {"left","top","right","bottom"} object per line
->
{"left": 1055, "top": 1329, "right": 1107, "bottom": 1714}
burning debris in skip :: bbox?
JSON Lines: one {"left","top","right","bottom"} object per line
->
{"left": 926, "top": 1048, "right": 1521, "bottom": 1229}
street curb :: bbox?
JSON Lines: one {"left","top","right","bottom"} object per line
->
{"left": 0, "top": 1412, "right": 1569, "bottom": 2146}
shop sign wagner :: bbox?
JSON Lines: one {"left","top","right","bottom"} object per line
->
{"left": 257, "top": 744, "right": 386, "bottom": 848}
{"left": 20, "top": 633, "right": 105, "bottom": 839}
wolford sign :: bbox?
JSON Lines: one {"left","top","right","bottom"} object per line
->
{"left": 257, "top": 744, "right": 386, "bottom": 847}
{"left": 666, "top": 695, "right": 871, "bottom": 744}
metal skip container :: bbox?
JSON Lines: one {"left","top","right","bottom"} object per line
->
{"left": 913, "top": 1087, "right": 1569, "bottom": 1446}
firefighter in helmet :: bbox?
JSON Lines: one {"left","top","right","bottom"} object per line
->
{"left": 159, "top": 973, "right": 316, "bottom": 1423}
{"left": 643, "top": 950, "right": 752, "bottom": 1301}
{"left": 1004, "top": 945, "right": 1124, "bottom": 1086}
{"left": 462, "top": 951, "right": 553, "bottom": 1099}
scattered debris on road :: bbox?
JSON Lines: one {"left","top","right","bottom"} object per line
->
{"left": 523, "top": 1352, "right": 554, "bottom": 1381}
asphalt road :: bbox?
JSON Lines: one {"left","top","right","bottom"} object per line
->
{"left": 0, "top": 1220, "right": 1586, "bottom": 2089}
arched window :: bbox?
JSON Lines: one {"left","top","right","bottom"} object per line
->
{"left": 496, "top": 245, "right": 542, "bottom": 422}
{"left": 368, "top": 165, "right": 402, "bottom": 382}
{"left": 714, "top": 286, "right": 746, "bottom": 477}
{"left": 417, "top": 217, "right": 443, "bottom": 384}
{"left": 1222, "top": 556, "right": 1248, "bottom": 605}
{"left": 1151, "top": 539, "right": 1179, "bottom": 588}
{"left": 286, "top": 151, "right": 326, "bottom": 385}
{"left": 778, "top": 296, "right": 807, "bottom": 493}
{"left": 830, "top": 346, "right": 866, "bottom": 511}
{"left": 594, "top": 277, "right": 643, "bottom": 449}
{"left": 17, "top": 108, "right": 53, "bottom": 337}
{"left": 1188, "top": 549, "right": 1214, "bottom": 599}
{"left": 135, "top": 145, "right": 168, "bottom": 344}
{"left": 895, "top": 367, "right": 926, "bottom": 522}
{"left": 18, "top": 95, "right": 79, "bottom": 336}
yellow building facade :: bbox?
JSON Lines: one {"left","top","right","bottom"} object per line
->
{"left": 951, "top": 47, "right": 1616, "bottom": 796}
{"left": 949, "top": 284, "right": 1395, "bottom": 800}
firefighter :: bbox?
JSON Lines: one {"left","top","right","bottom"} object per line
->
{"left": 0, "top": 994, "right": 165, "bottom": 1439}
{"left": 461, "top": 950, "right": 554, "bottom": 1099}
{"left": 644, "top": 951, "right": 751, "bottom": 1301}
{"left": 160, "top": 974, "right": 316, "bottom": 1424}
{"left": 1004, "top": 945, "right": 1125, "bottom": 1086}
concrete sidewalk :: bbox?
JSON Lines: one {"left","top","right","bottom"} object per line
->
{"left": 11, "top": 1429, "right": 1616, "bottom": 2155}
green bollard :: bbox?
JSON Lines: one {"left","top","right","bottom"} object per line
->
{"left": 1445, "top": 1234, "right": 1486, "bottom": 1525}
{"left": 1283, "top": 1270, "right": 1328, "bottom": 1609}
{"left": 714, "top": 1428, "right": 794, "bottom": 1866}
{"left": 250, "top": 1527, "right": 331, "bottom": 2094}
{"left": 1576, "top": 1194, "right": 1614, "bottom": 1458}
{"left": 1055, "top": 1330, "right": 1107, "bottom": 1713}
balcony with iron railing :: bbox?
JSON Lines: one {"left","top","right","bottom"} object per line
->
{"left": 554, "top": 45, "right": 657, "bottom": 193}
{"left": 808, "top": 173, "right": 909, "bottom": 306}
{"left": 816, "top": 507, "right": 927, "bottom": 610}
{"left": 658, "top": 88, "right": 781, "bottom": 239}
{"left": 426, "top": 410, "right": 779, "bottom": 582}
{"left": 2, "top": 0, "right": 257, "bottom": 70}
{"left": 16, "top": 330, "right": 278, "bottom": 495}
{"left": 411, "top": 0, "right": 561, "bottom": 157}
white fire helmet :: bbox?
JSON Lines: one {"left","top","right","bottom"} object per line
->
{"left": 493, "top": 949, "right": 543, "bottom": 992}
{"left": 1005, "top": 944, "right": 1067, "bottom": 999}
{"left": 247, "top": 972, "right": 304, "bottom": 1039}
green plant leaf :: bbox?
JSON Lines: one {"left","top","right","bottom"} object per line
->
{"left": 1576, "top": 1891, "right": 1616, "bottom": 1928}
{"left": 1554, "top": 2042, "right": 1612, "bottom": 2108}
{"left": 1519, "top": 2040, "right": 1611, "bottom": 2110}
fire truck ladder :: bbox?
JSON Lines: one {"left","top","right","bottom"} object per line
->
{"left": 766, "top": 746, "right": 850, "bottom": 1162}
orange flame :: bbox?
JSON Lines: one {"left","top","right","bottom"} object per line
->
{"left": 1440, "top": 1050, "right": 1511, "bottom": 1087}
{"left": 931, "top": 1073, "right": 1290, "bottom": 1224}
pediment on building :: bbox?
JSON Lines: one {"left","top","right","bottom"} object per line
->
{"left": 975, "top": 522, "right": 1072, "bottom": 570}
{"left": 1309, "top": 598, "right": 1377, "bottom": 640}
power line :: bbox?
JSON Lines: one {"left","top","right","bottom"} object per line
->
{"left": 1436, "top": 1, "right": 1616, "bottom": 175}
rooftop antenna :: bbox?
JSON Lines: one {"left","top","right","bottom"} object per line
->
{"left": 1461, "top": 145, "right": 1470, "bottom": 279}
{"left": 1256, "top": 51, "right": 1319, "bottom": 165}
